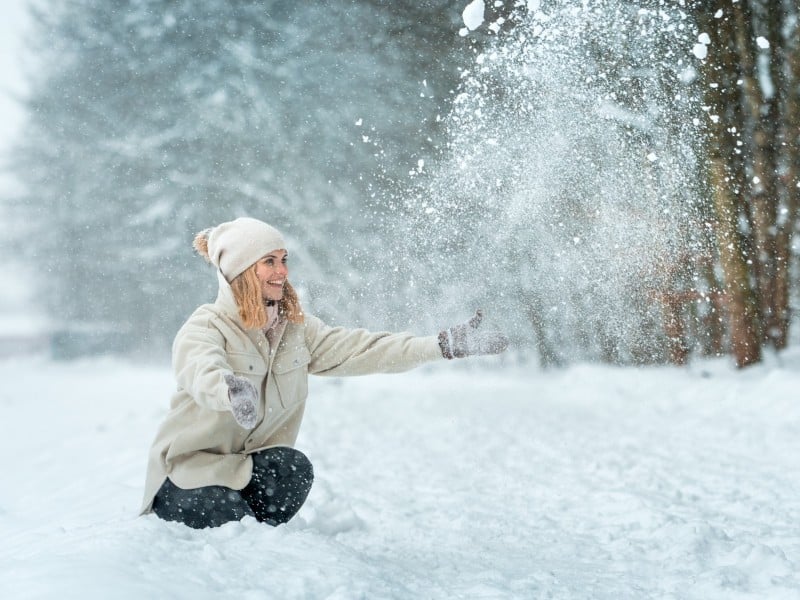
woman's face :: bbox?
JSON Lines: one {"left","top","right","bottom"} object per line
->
{"left": 255, "top": 250, "right": 288, "bottom": 302}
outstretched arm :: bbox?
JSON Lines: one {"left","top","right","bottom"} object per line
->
{"left": 303, "top": 310, "right": 508, "bottom": 376}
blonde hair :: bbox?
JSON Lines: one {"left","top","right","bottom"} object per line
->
{"left": 194, "top": 229, "right": 304, "bottom": 329}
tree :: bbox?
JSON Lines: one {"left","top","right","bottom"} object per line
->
{"left": 7, "top": 0, "right": 470, "bottom": 357}
{"left": 691, "top": 0, "right": 800, "bottom": 366}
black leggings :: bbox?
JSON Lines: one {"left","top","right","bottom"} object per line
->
{"left": 152, "top": 446, "right": 314, "bottom": 529}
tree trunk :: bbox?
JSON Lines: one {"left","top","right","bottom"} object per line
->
{"left": 698, "top": 2, "right": 763, "bottom": 367}
{"left": 774, "top": 0, "right": 800, "bottom": 349}
{"left": 731, "top": 1, "right": 781, "bottom": 347}
{"left": 709, "top": 157, "right": 762, "bottom": 367}
{"left": 523, "top": 293, "right": 564, "bottom": 368}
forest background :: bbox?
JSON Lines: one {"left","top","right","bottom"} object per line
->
{"left": 2, "top": 0, "right": 798, "bottom": 369}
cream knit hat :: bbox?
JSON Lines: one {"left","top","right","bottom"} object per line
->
{"left": 205, "top": 217, "right": 286, "bottom": 281}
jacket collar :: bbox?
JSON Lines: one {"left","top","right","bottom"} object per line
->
{"left": 214, "top": 270, "right": 242, "bottom": 323}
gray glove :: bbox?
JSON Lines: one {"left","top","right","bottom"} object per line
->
{"left": 438, "top": 309, "right": 509, "bottom": 359}
{"left": 224, "top": 374, "right": 258, "bottom": 428}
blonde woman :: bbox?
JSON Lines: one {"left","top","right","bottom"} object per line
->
{"left": 141, "top": 217, "right": 508, "bottom": 529}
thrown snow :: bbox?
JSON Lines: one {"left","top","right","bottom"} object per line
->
{"left": 1, "top": 353, "right": 800, "bottom": 598}
{"left": 462, "top": 0, "right": 485, "bottom": 31}
{"left": 693, "top": 32, "right": 711, "bottom": 60}
{"left": 692, "top": 43, "right": 707, "bottom": 60}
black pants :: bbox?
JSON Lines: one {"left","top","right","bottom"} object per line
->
{"left": 152, "top": 446, "right": 314, "bottom": 529}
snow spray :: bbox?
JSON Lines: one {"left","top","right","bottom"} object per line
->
{"left": 397, "top": 0, "right": 705, "bottom": 365}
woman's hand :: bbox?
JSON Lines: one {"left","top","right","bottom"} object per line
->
{"left": 438, "top": 310, "right": 509, "bottom": 359}
{"left": 224, "top": 374, "right": 258, "bottom": 428}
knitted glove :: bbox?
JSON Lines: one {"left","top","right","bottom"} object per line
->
{"left": 438, "top": 309, "right": 509, "bottom": 359}
{"left": 224, "top": 374, "right": 258, "bottom": 428}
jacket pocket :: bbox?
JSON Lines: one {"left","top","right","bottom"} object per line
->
{"left": 227, "top": 351, "right": 267, "bottom": 390}
{"left": 227, "top": 351, "right": 267, "bottom": 375}
{"left": 271, "top": 347, "right": 311, "bottom": 408}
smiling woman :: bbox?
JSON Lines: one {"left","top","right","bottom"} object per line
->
{"left": 141, "top": 216, "right": 509, "bottom": 529}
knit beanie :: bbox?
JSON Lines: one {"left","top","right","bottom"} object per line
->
{"left": 206, "top": 217, "right": 286, "bottom": 281}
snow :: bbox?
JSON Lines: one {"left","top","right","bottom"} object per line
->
{"left": 693, "top": 32, "right": 711, "bottom": 60}
{"left": 462, "top": 0, "right": 485, "bottom": 31}
{"left": 693, "top": 40, "right": 709, "bottom": 60}
{"left": 2, "top": 353, "right": 800, "bottom": 598}
{"left": 758, "top": 52, "right": 775, "bottom": 100}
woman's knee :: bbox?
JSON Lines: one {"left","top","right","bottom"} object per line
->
{"left": 245, "top": 447, "right": 314, "bottom": 525}
{"left": 252, "top": 446, "right": 314, "bottom": 481}
{"left": 152, "top": 478, "right": 255, "bottom": 529}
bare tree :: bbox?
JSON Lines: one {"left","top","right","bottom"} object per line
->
{"left": 692, "top": 0, "right": 799, "bottom": 366}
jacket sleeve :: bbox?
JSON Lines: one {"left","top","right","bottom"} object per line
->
{"left": 171, "top": 312, "right": 234, "bottom": 412}
{"left": 303, "top": 314, "right": 444, "bottom": 376}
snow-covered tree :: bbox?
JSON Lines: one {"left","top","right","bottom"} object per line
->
{"left": 8, "top": 0, "right": 473, "bottom": 356}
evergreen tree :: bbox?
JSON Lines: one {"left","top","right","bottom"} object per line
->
{"left": 9, "top": 0, "right": 467, "bottom": 356}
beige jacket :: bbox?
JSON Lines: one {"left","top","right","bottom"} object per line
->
{"left": 141, "top": 277, "right": 443, "bottom": 513}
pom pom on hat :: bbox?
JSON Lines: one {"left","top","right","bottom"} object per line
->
{"left": 193, "top": 228, "right": 213, "bottom": 260}
{"left": 197, "top": 217, "right": 286, "bottom": 281}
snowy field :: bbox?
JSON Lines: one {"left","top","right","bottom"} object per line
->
{"left": 1, "top": 352, "right": 799, "bottom": 599}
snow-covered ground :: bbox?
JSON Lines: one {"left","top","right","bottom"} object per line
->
{"left": 1, "top": 351, "right": 799, "bottom": 599}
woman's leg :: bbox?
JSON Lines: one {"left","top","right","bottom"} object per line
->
{"left": 151, "top": 478, "right": 255, "bottom": 529}
{"left": 240, "top": 446, "right": 314, "bottom": 526}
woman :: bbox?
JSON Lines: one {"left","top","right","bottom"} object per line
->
{"left": 141, "top": 217, "right": 508, "bottom": 528}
